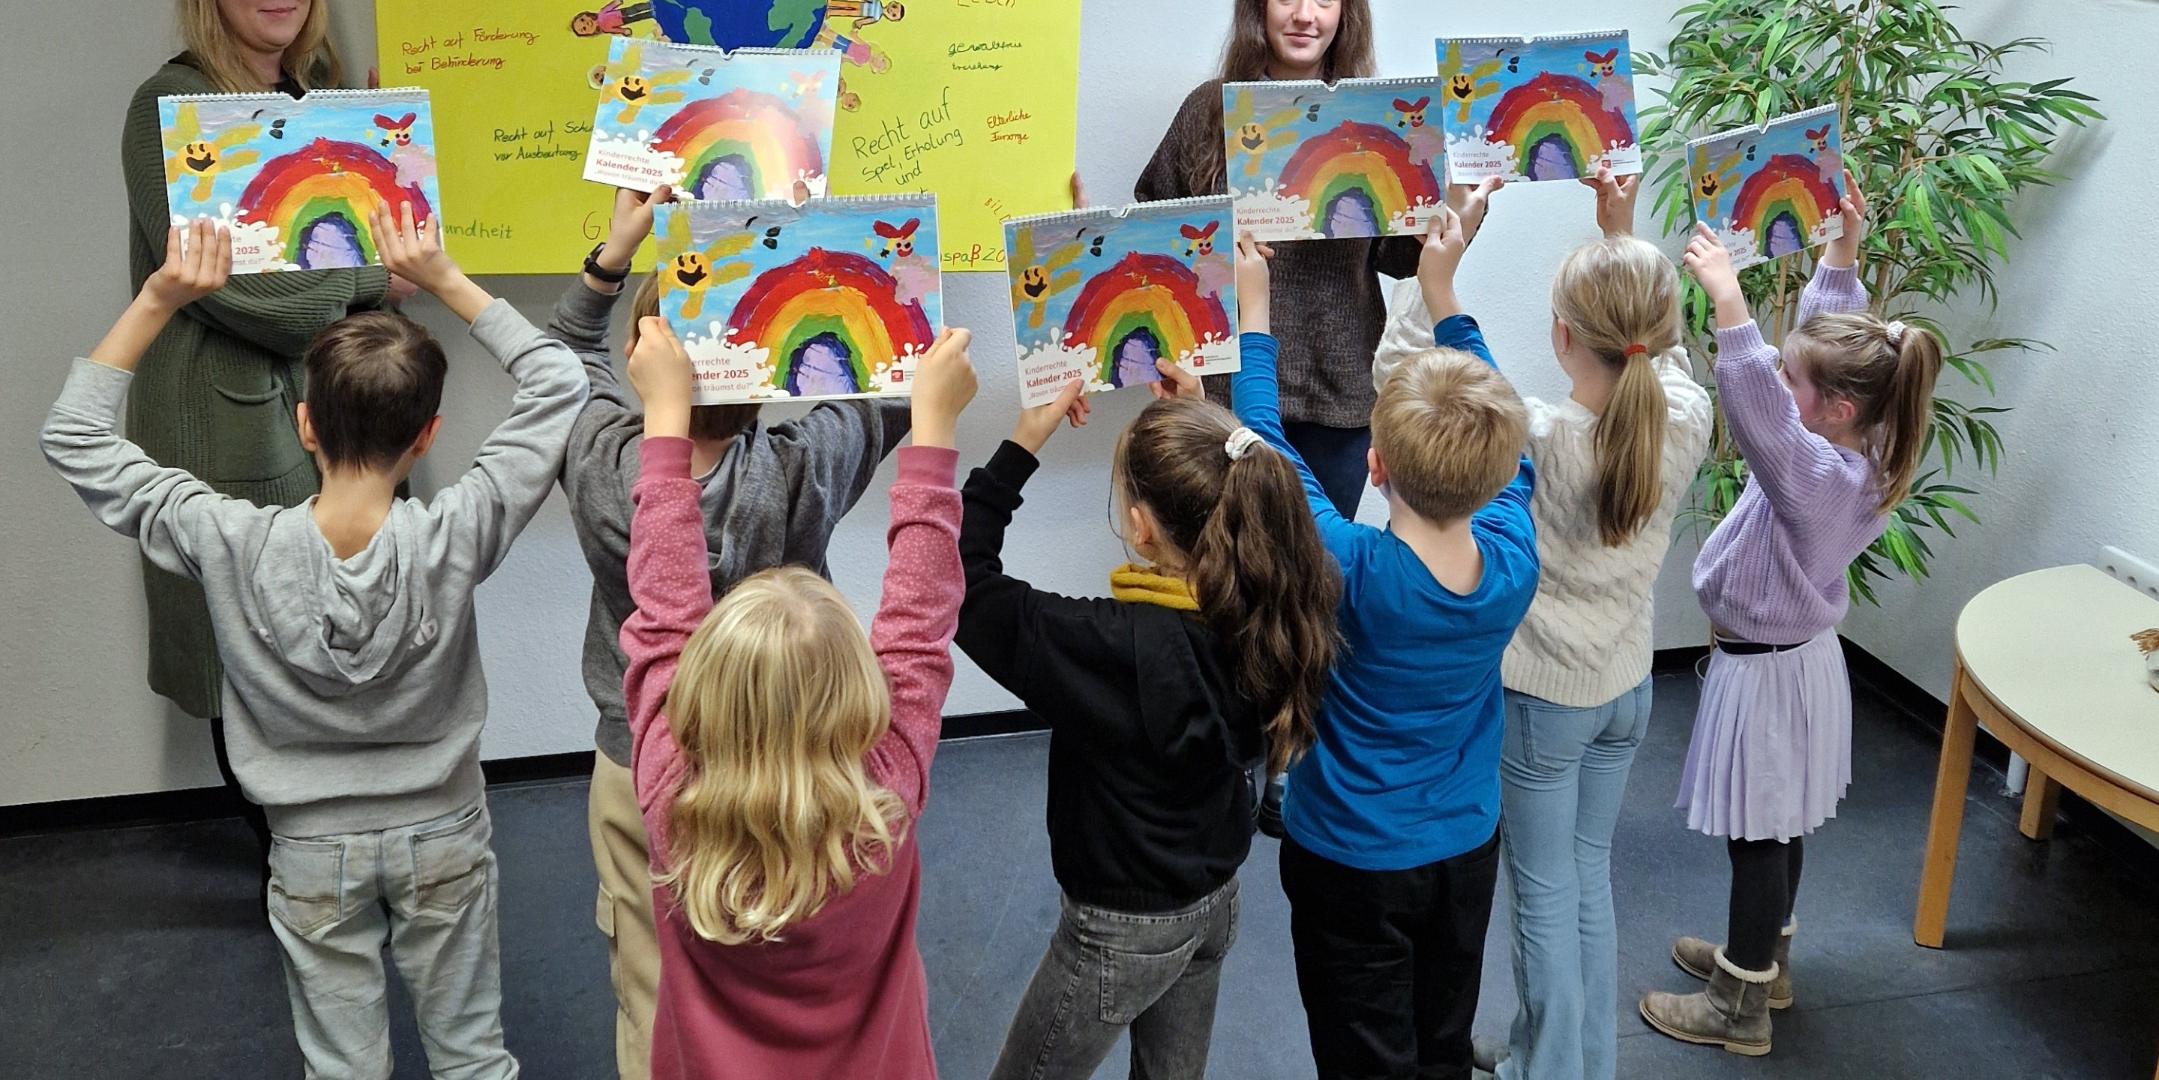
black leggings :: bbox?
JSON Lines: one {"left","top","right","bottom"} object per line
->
{"left": 1726, "top": 836, "right": 1803, "bottom": 972}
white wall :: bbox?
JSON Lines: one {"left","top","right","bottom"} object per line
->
{"left": 9, "top": 0, "right": 2133, "bottom": 806}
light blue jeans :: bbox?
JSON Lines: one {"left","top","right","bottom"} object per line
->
{"left": 1495, "top": 680, "right": 1652, "bottom": 1080}
{"left": 267, "top": 800, "right": 519, "bottom": 1080}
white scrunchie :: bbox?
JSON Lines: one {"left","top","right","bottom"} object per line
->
{"left": 1886, "top": 320, "right": 1910, "bottom": 345}
{"left": 1224, "top": 426, "right": 1264, "bottom": 462}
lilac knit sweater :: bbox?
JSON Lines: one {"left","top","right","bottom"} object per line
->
{"left": 1692, "top": 262, "right": 1885, "bottom": 644}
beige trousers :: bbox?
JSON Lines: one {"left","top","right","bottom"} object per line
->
{"left": 588, "top": 753, "right": 660, "bottom": 1080}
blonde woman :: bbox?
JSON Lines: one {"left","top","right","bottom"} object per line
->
{"left": 616, "top": 316, "right": 976, "bottom": 1080}
{"left": 1375, "top": 171, "right": 1713, "bottom": 1080}
{"left": 122, "top": 1, "right": 409, "bottom": 861}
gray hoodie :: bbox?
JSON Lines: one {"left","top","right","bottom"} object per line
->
{"left": 43, "top": 301, "right": 588, "bottom": 837}
{"left": 546, "top": 279, "right": 910, "bottom": 767}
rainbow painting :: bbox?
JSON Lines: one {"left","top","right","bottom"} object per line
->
{"left": 584, "top": 37, "right": 839, "bottom": 199}
{"left": 1689, "top": 105, "right": 1846, "bottom": 269}
{"left": 1221, "top": 77, "right": 1447, "bottom": 243}
{"left": 654, "top": 194, "right": 939, "bottom": 403}
{"left": 158, "top": 88, "right": 441, "bottom": 275}
{"left": 1005, "top": 197, "right": 1238, "bottom": 407}
{"left": 1435, "top": 30, "right": 1640, "bottom": 184}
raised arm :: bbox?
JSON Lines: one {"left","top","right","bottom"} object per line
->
{"left": 45, "top": 222, "right": 243, "bottom": 580}
{"left": 862, "top": 331, "right": 976, "bottom": 816}
{"left": 618, "top": 436, "right": 710, "bottom": 836}
{"left": 1795, "top": 174, "right": 1871, "bottom": 326}
{"left": 1684, "top": 223, "right": 1856, "bottom": 514}
{"left": 122, "top": 77, "right": 385, "bottom": 356}
{"left": 952, "top": 436, "right": 1059, "bottom": 698}
{"left": 372, "top": 207, "right": 586, "bottom": 574}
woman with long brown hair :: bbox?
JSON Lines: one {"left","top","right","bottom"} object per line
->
{"left": 1137, "top": 0, "right": 1415, "bottom": 521}
{"left": 122, "top": 1, "right": 404, "bottom": 864}
{"left": 957, "top": 374, "right": 1340, "bottom": 1080}
{"left": 1137, "top": 0, "right": 1415, "bottom": 839}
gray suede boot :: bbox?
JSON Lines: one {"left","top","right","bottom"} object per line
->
{"left": 1673, "top": 918, "right": 1795, "bottom": 1009}
{"left": 1640, "top": 946, "right": 1776, "bottom": 1056}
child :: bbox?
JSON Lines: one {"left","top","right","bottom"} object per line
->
{"left": 1374, "top": 170, "right": 1714, "bottom": 1080}
{"left": 1640, "top": 178, "right": 1941, "bottom": 1056}
{"left": 1236, "top": 192, "right": 1540, "bottom": 1080}
{"left": 616, "top": 314, "right": 973, "bottom": 1079}
{"left": 42, "top": 210, "right": 588, "bottom": 1078}
{"left": 549, "top": 186, "right": 911, "bottom": 1080}
{"left": 571, "top": 1, "right": 653, "bottom": 37}
{"left": 958, "top": 363, "right": 1340, "bottom": 1076}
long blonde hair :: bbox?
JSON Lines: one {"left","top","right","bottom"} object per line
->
{"left": 1784, "top": 314, "right": 1944, "bottom": 514}
{"left": 180, "top": 0, "right": 343, "bottom": 93}
{"left": 1550, "top": 237, "right": 1681, "bottom": 546}
{"left": 657, "top": 567, "right": 906, "bottom": 945}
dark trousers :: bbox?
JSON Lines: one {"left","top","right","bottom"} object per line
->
{"left": 1280, "top": 831, "right": 1501, "bottom": 1080}
{"left": 1726, "top": 836, "right": 1804, "bottom": 971}
{"left": 210, "top": 719, "right": 273, "bottom": 862}
{"left": 1282, "top": 422, "right": 1374, "bottom": 520}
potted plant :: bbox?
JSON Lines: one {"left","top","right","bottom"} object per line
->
{"left": 1637, "top": 0, "right": 2102, "bottom": 602}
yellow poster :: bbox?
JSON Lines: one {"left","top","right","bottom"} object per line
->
{"left": 824, "top": 0, "right": 1081, "bottom": 272}
{"left": 373, "top": 7, "right": 634, "bottom": 276}
{"left": 374, "top": 2, "right": 1078, "bottom": 276}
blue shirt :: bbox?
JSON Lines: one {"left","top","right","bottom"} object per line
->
{"left": 1233, "top": 322, "right": 1538, "bottom": 870}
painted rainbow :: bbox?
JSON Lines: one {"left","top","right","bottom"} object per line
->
{"left": 1727, "top": 154, "right": 1841, "bottom": 261}
{"left": 727, "top": 247, "right": 932, "bottom": 396}
{"left": 1276, "top": 121, "right": 1441, "bottom": 238}
{"left": 1061, "top": 252, "right": 1232, "bottom": 387}
{"left": 651, "top": 90, "right": 824, "bottom": 201}
{"left": 236, "top": 138, "right": 430, "bottom": 269}
{"left": 1482, "top": 73, "right": 1635, "bottom": 181}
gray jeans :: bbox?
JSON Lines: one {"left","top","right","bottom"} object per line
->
{"left": 267, "top": 801, "right": 519, "bottom": 1080}
{"left": 989, "top": 879, "right": 1241, "bottom": 1080}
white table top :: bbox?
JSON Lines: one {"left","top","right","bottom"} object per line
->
{"left": 1957, "top": 564, "right": 2159, "bottom": 800}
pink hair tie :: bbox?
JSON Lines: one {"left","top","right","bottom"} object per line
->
{"left": 1623, "top": 344, "right": 1649, "bottom": 358}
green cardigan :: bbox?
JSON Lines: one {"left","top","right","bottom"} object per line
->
{"left": 122, "top": 60, "right": 388, "bottom": 718}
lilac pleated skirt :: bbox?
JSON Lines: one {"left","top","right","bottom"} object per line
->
{"left": 1675, "top": 630, "right": 1853, "bottom": 841}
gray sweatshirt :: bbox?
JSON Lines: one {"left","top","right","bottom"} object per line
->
{"left": 546, "top": 280, "right": 910, "bottom": 766}
{"left": 43, "top": 301, "right": 588, "bottom": 837}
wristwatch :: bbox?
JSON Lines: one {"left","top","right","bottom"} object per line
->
{"left": 584, "top": 243, "right": 631, "bottom": 284}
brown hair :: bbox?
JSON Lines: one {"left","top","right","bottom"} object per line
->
{"left": 1372, "top": 349, "right": 1529, "bottom": 522}
{"left": 1549, "top": 238, "right": 1682, "bottom": 546}
{"left": 179, "top": 0, "right": 342, "bottom": 94}
{"left": 1182, "top": 0, "right": 1377, "bottom": 194}
{"left": 302, "top": 311, "right": 446, "bottom": 471}
{"left": 1115, "top": 398, "right": 1340, "bottom": 774}
{"left": 629, "top": 274, "right": 760, "bottom": 443}
{"left": 1784, "top": 314, "right": 1944, "bottom": 513}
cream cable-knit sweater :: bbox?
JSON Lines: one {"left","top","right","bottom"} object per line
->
{"left": 1376, "top": 279, "right": 1714, "bottom": 707}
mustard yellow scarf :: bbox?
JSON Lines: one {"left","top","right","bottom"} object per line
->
{"left": 1109, "top": 563, "right": 1199, "bottom": 611}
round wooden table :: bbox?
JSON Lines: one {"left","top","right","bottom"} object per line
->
{"left": 1913, "top": 564, "right": 2159, "bottom": 1076}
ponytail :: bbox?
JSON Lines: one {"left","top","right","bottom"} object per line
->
{"left": 1118, "top": 399, "right": 1341, "bottom": 775}
{"left": 1550, "top": 237, "right": 1681, "bottom": 546}
{"left": 1786, "top": 315, "right": 1945, "bottom": 515}
{"left": 1872, "top": 324, "right": 1944, "bottom": 513}
{"left": 1594, "top": 351, "right": 1668, "bottom": 545}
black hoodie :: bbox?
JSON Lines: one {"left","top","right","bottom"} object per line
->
{"left": 956, "top": 442, "right": 1264, "bottom": 913}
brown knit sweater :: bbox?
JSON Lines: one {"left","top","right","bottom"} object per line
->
{"left": 1136, "top": 79, "right": 1420, "bottom": 428}
{"left": 121, "top": 59, "right": 389, "bottom": 718}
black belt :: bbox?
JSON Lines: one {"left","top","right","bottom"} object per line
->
{"left": 1714, "top": 637, "right": 1809, "bottom": 656}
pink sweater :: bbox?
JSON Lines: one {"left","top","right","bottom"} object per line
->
{"left": 1692, "top": 262, "right": 1886, "bottom": 642}
{"left": 621, "top": 437, "right": 963, "bottom": 1080}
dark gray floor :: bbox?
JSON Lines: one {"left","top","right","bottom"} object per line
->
{"left": 4, "top": 671, "right": 2157, "bottom": 1078}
